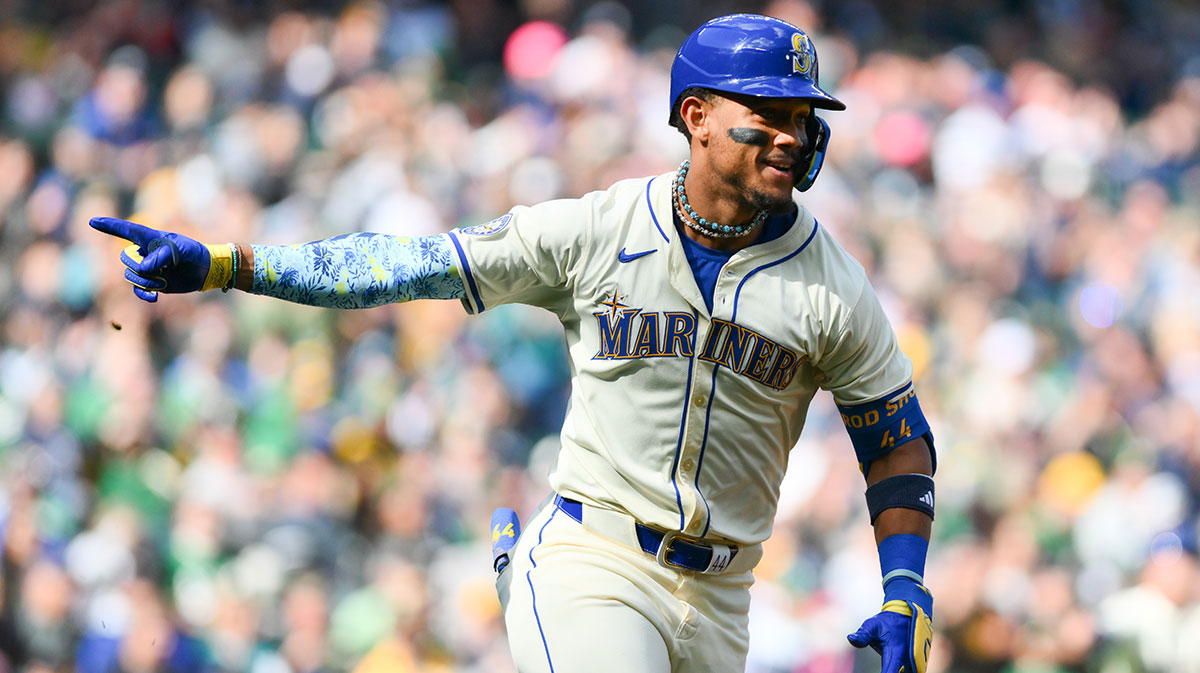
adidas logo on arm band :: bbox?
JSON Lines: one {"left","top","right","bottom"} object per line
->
{"left": 864, "top": 473, "right": 935, "bottom": 523}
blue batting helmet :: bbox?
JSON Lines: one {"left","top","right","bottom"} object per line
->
{"left": 669, "top": 14, "right": 845, "bottom": 119}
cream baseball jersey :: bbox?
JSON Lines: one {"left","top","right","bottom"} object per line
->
{"left": 447, "top": 173, "right": 915, "bottom": 545}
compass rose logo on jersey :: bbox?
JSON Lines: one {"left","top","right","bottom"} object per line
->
{"left": 790, "top": 32, "right": 814, "bottom": 76}
{"left": 461, "top": 213, "right": 513, "bottom": 236}
{"left": 598, "top": 290, "right": 631, "bottom": 321}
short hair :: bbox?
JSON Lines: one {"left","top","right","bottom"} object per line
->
{"left": 669, "top": 87, "right": 718, "bottom": 143}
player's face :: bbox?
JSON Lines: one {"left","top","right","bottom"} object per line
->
{"left": 706, "top": 94, "right": 813, "bottom": 214}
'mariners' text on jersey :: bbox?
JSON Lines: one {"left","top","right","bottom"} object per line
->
{"left": 592, "top": 308, "right": 804, "bottom": 391}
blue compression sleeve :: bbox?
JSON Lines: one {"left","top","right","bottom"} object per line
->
{"left": 250, "top": 233, "right": 466, "bottom": 308}
{"left": 879, "top": 533, "right": 927, "bottom": 580}
{"left": 879, "top": 534, "right": 932, "bottom": 611}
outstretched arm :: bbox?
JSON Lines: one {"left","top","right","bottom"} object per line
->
{"left": 91, "top": 217, "right": 465, "bottom": 307}
{"left": 235, "top": 234, "right": 464, "bottom": 308}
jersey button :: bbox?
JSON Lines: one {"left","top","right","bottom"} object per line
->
{"left": 687, "top": 521, "right": 702, "bottom": 533}
{"left": 693, "top": 394, "right": 706, "bottom": 406}
{"left": 682, "top": 459, "right": 695, "bottom": 472}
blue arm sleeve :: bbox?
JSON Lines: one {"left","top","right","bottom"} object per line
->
{"left": 879, "top": 534, "right": 933, "bottom": 614}
{"left": 250, "top": 232, "right": 466, "bottom": 308}
{"left": 837, "top": 383, "right": 936, "bottom": 474}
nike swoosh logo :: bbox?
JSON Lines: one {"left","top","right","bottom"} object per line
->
{"left": 618, "top": 248, "right": 657, "bottom": 263}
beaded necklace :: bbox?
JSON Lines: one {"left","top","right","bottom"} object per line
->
{"left": 673, "top": 160, "right": 767, "bottom": 239}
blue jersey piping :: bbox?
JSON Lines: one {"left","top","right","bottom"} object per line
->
{"left": 447, "top": 231, "right": 485, "bottom": 312}
{"left": 695, "top": 220, "right": 821, "bottom": 537}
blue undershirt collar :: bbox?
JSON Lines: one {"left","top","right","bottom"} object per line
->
{"left": 675, "top": 206, "right": 796, "bottom": 313}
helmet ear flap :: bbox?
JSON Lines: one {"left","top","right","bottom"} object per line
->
{"left": 795, "top": 116, "right": 830, "bottom": 192}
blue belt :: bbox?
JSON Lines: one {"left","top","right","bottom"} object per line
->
{"left": 554, "top": 495, "right": 739, "bottom": 573}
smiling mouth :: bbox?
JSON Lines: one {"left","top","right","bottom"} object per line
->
{"left": 763, "top": 160, "right": 795, "bottom": 177}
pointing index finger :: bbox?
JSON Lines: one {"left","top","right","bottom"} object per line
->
{"left": 89, "top": 217, "right": 158, "bottom": 247}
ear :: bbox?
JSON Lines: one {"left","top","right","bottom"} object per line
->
{"left": 680, "top": 96, "right": 713, "bottom": 145}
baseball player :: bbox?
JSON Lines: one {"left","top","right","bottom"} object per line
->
{"left": 91, "top": 14, "right": 935, "bottom": 673}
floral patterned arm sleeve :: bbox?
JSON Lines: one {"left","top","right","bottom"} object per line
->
{"left": 250, "top": 232, "right": 465, "bottom": 308}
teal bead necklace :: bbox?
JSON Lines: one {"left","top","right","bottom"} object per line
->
{"left": 673, "top": 160, "right": 767, "bottom": 239}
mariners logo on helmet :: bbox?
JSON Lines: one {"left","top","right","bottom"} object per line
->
{"left": 791, "top": 33, "right": 814, "bottom": 76}
{"left": 668, "top": 13, "right": 846, "bottom": 116}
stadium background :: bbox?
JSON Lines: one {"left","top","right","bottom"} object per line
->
{"left": 1, "top": 0, "right": 1199, "bottom": 671}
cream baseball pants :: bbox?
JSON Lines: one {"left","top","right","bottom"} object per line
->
{"left": 499, "top": 499, "right": 761, "bottom": 673}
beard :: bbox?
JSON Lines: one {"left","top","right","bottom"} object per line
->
{"left": 747, "top": 185, "right": 796, "bottom": 215}
{"left": 728, "top": 170, "right": 796, "bottom": 215}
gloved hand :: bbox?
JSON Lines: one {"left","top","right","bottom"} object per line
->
{"left": 89, "top": 217, "right": 234, "bottom": 303}
{"left": 795, "top": 115, "right": 830, "bottom": 192}
{"left": 847, "top": 576, "right": 933, "bottom": 673}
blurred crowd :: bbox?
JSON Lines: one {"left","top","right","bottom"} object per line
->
{"left": 1, "top": 0, "right": 1200, "bottom": 672}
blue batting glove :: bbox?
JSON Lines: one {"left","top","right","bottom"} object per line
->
{"left": 847, "top": 577, "right": 933, "bottom": 673}
{"left": 90, "top": 217, "right": 233, "bottom": 302}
